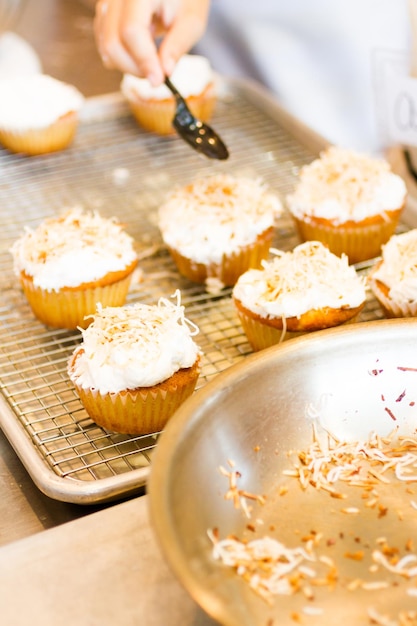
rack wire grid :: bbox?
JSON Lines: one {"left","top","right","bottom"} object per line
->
{"left": 0, "top": 81, "right": 391, "bottom": 504}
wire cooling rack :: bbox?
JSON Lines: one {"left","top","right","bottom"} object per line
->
{"left": 0, "top": 80, "right": 390, "bottom": 504}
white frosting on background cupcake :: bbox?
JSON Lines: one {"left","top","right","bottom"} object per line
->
{"left": 69, "top": 294, "right": 201, "bottom": 393}
{"left": 11, "top": 208, "right": 137, "bottom": 291}
{"left": 287, "top": 146, "right": 407, "bottom": 224}
{"left": 121, "top": 54, "right": 213, "bottom": 101}
{"left": 0, "top": 74, "right": 84, "bottom": 131}
{"left": 371, "top": 229, "right": 417, "bottom": 303}
{"left": 158, "top": 174, "right": 283, "bottom": 264}
{"left": 233, "top": 241, "right": 366, "bottom": 318}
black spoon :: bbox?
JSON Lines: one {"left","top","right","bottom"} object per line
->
{"left": 164, "top": 76, "right": 229, "bottom": 160}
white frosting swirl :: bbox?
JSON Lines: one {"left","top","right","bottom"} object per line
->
{"left": 287, "top": 147, "right": 407, "bottom": 224}
{"left": 11, "top": 207, "right": 137, "bottom": 291}
{"left": 69, "top": 294, "right": 201, "bottom": 393}
{"left": 233, "top": 241, "right": 366, "bottom": 318}
{"left": 121, "top": 54, "right": 213, "bottom": 101}
{"left": 371, "top": 229, "right": 417, "bottom": 303}
{"left": 158, "top": 174, "right": 283, "bottom": 264}
{"left": 0, "top": 74, "right": 84, "bottom": 131}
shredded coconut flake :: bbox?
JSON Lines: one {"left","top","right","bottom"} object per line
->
{"left": 68, "top": 291, "right": 201, "bottom": 393}
{"left": 10, "top": 207, "right": 137, "bottom": 290}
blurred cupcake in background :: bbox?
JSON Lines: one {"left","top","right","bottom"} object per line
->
{"left": 0, "top": 73, "right": 84, "bottom": 155}
{"left": 233, "top": 240, "right": 366, "bottom": 350}
{"left": 286, "top": 146, "right": 407, "bottom": 264}
{"left": 121, "top": 54, "right": 216, "bottom": 135}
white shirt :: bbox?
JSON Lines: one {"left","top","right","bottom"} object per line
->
{"left": 194, "top": 0, "right": 412, "bottom": 153}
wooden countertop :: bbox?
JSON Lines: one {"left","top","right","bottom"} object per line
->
{"left": 0, "top": 495, "right": 217, "bottom": 626}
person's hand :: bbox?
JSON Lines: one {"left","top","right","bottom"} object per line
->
{"left": 94, "top": 0, "right": 210, "bottom": 86}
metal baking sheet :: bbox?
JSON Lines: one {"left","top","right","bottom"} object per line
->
{"left": 0, "top": 78, "right": 398, "bottom": 504}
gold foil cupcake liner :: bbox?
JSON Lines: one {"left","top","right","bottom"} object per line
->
{"left": 236, "top": 306, "right": 363, "bottom": 351}
{"left": 0, "top": 111, "right": 79, "bottom": 155}
{"left": 73, "top": 375, "right": 199, "bottom": 435}
{"left": 292, "top": 214, "right": 402, "bottom": 264}
{"left": 19, "top": 271, "right": 134, "bottom": 330}
{"left": 167, "top": 227, "right": 274, "bottom": 287}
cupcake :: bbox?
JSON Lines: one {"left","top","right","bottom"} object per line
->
{"left": 0, "top": 74, "right": 84, "bottom": 155}
{"left": 286, "top": 146, "right": 407, "bottom": 264}
{"left": 11, "top": 208, "right": 138, "bottom": 329}
{"left": 158, "top": 173, "right": 283, "bottom": 288}
{"left": 232, "top": 241, "right": 366, "bottom": 350}
{"left": 368, "top": 229, "right": 417, "bottom": 318}
{"left": 121, "top": 54, "right": 216, "bottom": 135}
{"left": 67, "top": 294, "right": 202, "bottom": 435}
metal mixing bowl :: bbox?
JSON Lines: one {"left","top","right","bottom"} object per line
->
{"left": 148, "top": 318, "right": 417, "bottom": 626}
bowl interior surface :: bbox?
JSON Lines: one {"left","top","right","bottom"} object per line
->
{"left": 149, "top": 319, "right": 417, "bottom": 626}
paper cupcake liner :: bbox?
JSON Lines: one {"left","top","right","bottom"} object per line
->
{"left": 368, "top": 278, "right": 417, "bottom": 318}
{"left": 0, "top": 111, "right": 79, "bottom": 155}
{"left": 236, "top": 303, "right": 363, "bottom": 351}
{"left": 167, "top": 227, "right": 274, "bottom": 287}
{"left": 236, "top": 309, "right": 304, "bottom": 350}
{"left": 70, "top": 361, "right": 200, "bottom": 435}
{"left": 127, "top": 84, "right": 216, "bottom": 135}
{"left": 292, "top": 211, "right": 403, "bottom": 264}
{"left": 19, "top": 270, "right": 135, "bottom": 330}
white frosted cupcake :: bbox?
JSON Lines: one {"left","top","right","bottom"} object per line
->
{"left": 233, "top": 241, "right": 367, "bottom": 350}
{"left": 68, "top": 294, "right": 202, "bottom": 435}
{"left": 11, "top": 208, "right": 138, "bottom": 329}
{"left": 121, "top": 54, "right": 216, "bottom": 135}
{"left": 368, "top": 229, "right": 417, "bottom": 318}
{"left": 286, "top": 146, "right": 407, "bottom": 264}
{"left": 0, "top": 74, "right": 84, "bottom": 155}
{"left": 158, "top": 173, "right": 283, "bottom": 288}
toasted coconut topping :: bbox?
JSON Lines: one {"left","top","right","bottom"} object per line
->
{"left": 233, "top": 241, "right": 366, "bottom": 318}
{"left": 10, "top": 207, "right": 137, "bottom": 290}
{"left": 287, "top": 146, "right": 406, "bottom": 224}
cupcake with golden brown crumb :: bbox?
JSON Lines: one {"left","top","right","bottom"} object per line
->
{"left": 121, "top": 54, "right": 216, "bottom": 135}
{"left": 286, "top": 146, "right": 407, "bottom": 264}
{"left": 11, "top": 208, "right": 138, "bottom": 330}
{"left": 158, "top": 173, "right": 283, "bottom": 288}
{"left": 0, "top": 74, "right": 84, "bottom": 155}
{"left": 232, "top": 241, "right": 367, "bottom": 350}
{"left": 368, "top": 229, "right": 417, "bottom": 318}
{"left": 68, "top": 293, "right": 202, "bottom": 435}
